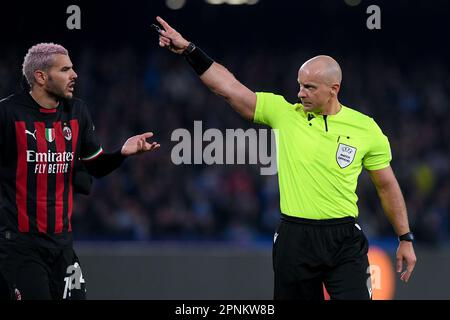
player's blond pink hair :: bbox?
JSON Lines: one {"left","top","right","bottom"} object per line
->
{"left": 22, "top": 43, "right": 69, "bottom": 86}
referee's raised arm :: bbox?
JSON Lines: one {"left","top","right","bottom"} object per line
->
{"left": 154, "top": 16, "right": 256, "bottom": 122}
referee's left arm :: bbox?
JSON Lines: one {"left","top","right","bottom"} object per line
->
{"left": 368, "top": 166, "right": 417, "bottom": 282}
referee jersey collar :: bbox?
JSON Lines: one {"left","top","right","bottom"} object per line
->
{"left": 307, "top": 104, "right": 346, "bottom": 119}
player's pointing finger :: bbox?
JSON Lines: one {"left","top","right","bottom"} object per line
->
{"left": 142, "top": 132, "right": 154, "bottom": 139}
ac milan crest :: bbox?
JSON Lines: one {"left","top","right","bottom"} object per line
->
{"left": 14, "top": 288, "right": 22, "bottom": 300}
{"left": 63, "top": 126, "right": 72, "bottom": 141}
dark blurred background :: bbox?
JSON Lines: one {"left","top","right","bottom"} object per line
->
{"left": 1, "top": 0, "right": 449, "bottom": 299}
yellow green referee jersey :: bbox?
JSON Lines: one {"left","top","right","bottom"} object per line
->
{"left": 254, "top": 92, "right": 392, "bottom": 220}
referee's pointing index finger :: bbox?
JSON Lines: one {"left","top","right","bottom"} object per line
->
{"left": 156, "top": 16, "right": 171, "bottom": 31}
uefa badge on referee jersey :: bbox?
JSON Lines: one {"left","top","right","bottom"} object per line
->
{"left": 63, "top": 126, "right": 72, "bottom": 141}
{"left": 336, "top": 143, "right": 357, "bottom": 168}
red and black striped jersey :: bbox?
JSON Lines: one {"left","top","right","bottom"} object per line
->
{"left": 0, "top": 92, "right": 103, "bottom": 245}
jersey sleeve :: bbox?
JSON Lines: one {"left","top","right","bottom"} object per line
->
{"left": 363, "top": 119, "right": 392, "bottom": 170}
{"left": 253, "top": 92, "right": 292, "bottom": 128}
{"left": 79, "top": 102, "right": 103, "bottom": 161}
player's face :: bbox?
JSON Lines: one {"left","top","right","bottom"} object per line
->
{"left": 297, "top": 68, "right": 333, "bottom": 113}
{"left": 44, "top": 54, "right": 77, "bottom": 100}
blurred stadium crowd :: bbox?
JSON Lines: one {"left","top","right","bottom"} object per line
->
{"left": 1, "top": 44, "right": 449, "bottom": 246}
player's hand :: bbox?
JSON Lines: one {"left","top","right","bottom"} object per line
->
{"left": 396, "top": 241, "right": 417, "bottom": 282}
{"left": 155, "top": 16, "right": 190, "bottom": 54}
{"left": 121, "top": 132, "right": 160, "bottom": 156}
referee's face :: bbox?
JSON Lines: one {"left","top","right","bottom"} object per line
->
{"left": 297, "top": 68, "right": 334, "bottom": 113}
{"left": 44, "top": 54, "right": 78, "bottom": 100}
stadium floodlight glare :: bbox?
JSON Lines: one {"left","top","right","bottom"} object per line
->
{"left": 344, "top": 0, "right": 362, "bottom": 6}
{"left": 166, "top": 0, "right": 186, "bottom": 10}
{"left": 205, "top": 0, "right": 221, "bottom": 4}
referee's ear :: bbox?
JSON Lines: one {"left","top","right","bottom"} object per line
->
{"left": 331, "top": 83, "right": 340, "bottom": 97}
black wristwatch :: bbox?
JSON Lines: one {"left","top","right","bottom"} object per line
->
{"left": 182, "top": 42, "right": 196, "bottom": 56}
{"left": 398, "top": 232, "right": 414, "bottom": 242}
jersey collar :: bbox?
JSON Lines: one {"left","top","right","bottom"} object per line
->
{"left": 302, "top": 104, "right": 346, "bottom": 120}
{"left": 27, "top": 92, "right": 60, "bottom": 114}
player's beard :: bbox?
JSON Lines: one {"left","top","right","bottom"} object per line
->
{"left": 45, "top": 75, "right": 73, "bottom": 101}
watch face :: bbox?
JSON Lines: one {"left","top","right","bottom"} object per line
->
{"left": 183, "top": 43, "right": 196, "bottom": 55}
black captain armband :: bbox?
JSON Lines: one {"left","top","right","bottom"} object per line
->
{"left": 183, "top": 42, "right": 214, "bottom": 75}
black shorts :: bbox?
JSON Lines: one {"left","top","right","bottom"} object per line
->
{"left": 273, "top": 214, "right": 371, "bottom": 300}
{"left": 0, "top": 237, "right": 86, "bottom": 300}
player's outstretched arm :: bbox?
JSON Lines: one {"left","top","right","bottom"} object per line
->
{"left": 121, "top": 132, "right": 160, "bottom": 156}
{"left": 83, "top": 132, "right": 160, "bottom": 179}
{"left": 154, "top": 16, "right": 256, "bottom": 122}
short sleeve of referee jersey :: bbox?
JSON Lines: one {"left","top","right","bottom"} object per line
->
{"left": 79, "top": 102, "right": 103, "bottom": 161}
{"left": 253, "top": 92, "right": 292, "bottom": 128}
{"left": 363, "top": 119, "right": 392, "bottom": 171}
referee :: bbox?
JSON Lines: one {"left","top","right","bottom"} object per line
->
{"left": 154, "top": 17, "right": 417, "bottom": 300}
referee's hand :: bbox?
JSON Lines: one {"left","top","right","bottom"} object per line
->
{"left": 396, "top": 241, "right": 417, "bottom": 283}
{"left": 154, "top": 16, "right": 190, "bottom": 54}
{"left": 121, "top": 132, "right": 160, "bottom": 156}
